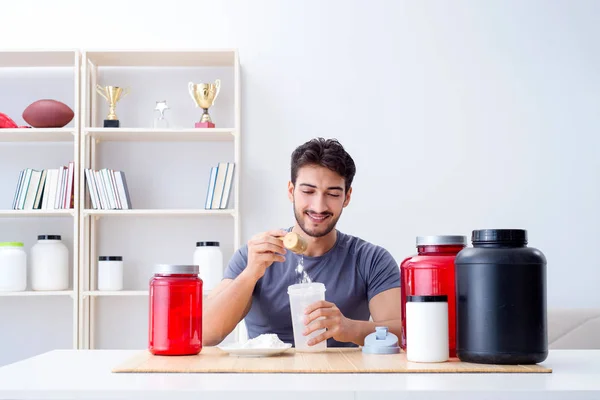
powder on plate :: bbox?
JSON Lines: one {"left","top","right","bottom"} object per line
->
{"left": 241, "top": 334, "right": 288, "bottom": 349}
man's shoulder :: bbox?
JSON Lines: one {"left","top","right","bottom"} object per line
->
{"left": 230, "top": 243, "right": 249, "bottom": 263}
{"left": 336, "top": 230, "right": 392, "bottom": 260}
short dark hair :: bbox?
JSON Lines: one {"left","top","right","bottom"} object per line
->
{"left": 291, "top": 138, "right": 356, "bottom": 192}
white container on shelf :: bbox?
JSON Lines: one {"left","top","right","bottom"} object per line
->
{"left": 30, "top": 235, "right": 69, "bottom": 291}
{"left": 0, "top": 242, "right": 27, "bottom": 292}
{"left": 97, "top": 256, "right": 123, "bottom": 291}
{"left": 194, "top": 241, "right": 223, "bottom": 292}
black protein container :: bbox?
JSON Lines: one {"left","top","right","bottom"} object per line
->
{"left": 455, "top": 229, "right": 547, "bottom": 364}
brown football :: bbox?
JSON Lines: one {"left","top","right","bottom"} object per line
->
{"left": 22, "top": 99, "right": 74, "bottom": 128}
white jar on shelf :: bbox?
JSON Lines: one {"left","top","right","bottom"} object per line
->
{"left": 97, "top": 256, "right": 124, "bottom": 291}
{"left": 194, "top": 241, "right": 223, "bottom": 292}
{"left": 0, "top": 242, "right": 27, "bottom": 292}
{"left": 30, "top": 235, "right": 69, "bottom": 291}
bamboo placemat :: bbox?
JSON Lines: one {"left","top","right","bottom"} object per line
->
{"left": 112, "top": 347, "right": 552, "bottom": 373}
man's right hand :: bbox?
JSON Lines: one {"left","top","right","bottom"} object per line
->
{"left": 246, "top": 229, "right": 288, "bottom": 279}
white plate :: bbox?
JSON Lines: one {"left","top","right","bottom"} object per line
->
{"left": 218, "top": 343, "right": 292, "bottom": 357}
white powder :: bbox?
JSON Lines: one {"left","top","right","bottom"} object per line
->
{"left": 241, "top": 334, "right": 288, "bottom": 349}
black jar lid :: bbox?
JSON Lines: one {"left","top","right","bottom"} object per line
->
{"left": 472, "top": 229, "right": 527, "bottom": 245}
{"left": 416, "top": 235, "right": 467, "bottom": 246}
{"left": 38, "top": 235, "right": 61, "bottom": 240}
{"left": 99, "top": 256, "right": 122, "bottom": 261}
{"left": 196, "top": 241, "right": 220, "bottom": 247}
{"left": 407, "top": 295, "right": 448, "bottom": 303}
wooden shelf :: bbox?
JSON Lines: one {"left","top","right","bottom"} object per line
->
{"left": 0, "top": 209, "right": 75, "bottom": 217}
{"left": 0, "top": 128, "right": 75, "bottom": 142}
{"left": 83, "top": 290, "right": 212, "bottom": 297}
{"left": 83, "top": 209, "right": 235, "bottom": 217}
{"left": 84, "top": 49, "right": 236, "bottom": 67}
{"left": 83, "top": 290, "right": 148, "bottom": 297}
{"left": 0, "top": 290, "right": 74, "bottom": 297}
{"left": 0, "top": 50, "right": 77, "bottom": 67}
{"left": 84, "top": 128, "right": 235, "bottom": 142}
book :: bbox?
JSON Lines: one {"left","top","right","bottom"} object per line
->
{"left": 84, "top": 168, "right": 132, "bottom": 210}
{"left": 10, "top": 164, "right": 75, "bottom": 210}
{"left": 204, "top": 162, "right": 235, "bottom": 210}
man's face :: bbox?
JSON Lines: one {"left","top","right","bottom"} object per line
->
{"left": 288, "top": 165, "right": 352, "bottom": 238}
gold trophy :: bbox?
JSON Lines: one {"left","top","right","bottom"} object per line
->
{"left": 96, "top": 85, "right": 129, "bottom": 127}
{"left": 188, "top": 79, "right": 221, "bottom": 128}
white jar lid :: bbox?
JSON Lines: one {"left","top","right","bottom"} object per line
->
{"left": 155, "top": 264, "right": 199, "bottom": 275}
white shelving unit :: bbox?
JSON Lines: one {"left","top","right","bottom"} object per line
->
{"left": 78, "top": 49, "right": 241, "bottom": 349}
{"left": 0, "top": 51, "right": 81, "bottom": 359}
{"left": 0, "top": 49, "right": 241, "bottom": 359}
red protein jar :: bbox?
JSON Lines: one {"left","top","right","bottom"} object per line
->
{"left": 400, "top": 235, "right": 466, "bottom": 358}
{"left": 149, "top": 264, "right": 203, "bottom": 356}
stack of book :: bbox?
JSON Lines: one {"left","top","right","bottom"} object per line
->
{"left": 12, "top": 162, "right": 75, "bottom": 210}
{"left": 205, "top": 162, "right": 235, "bottom": 209}
{"left": 84, "top": 168, "right": 132, "bottom": 210}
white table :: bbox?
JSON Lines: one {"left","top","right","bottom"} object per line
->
{"left": 0, "top": 349, "right": 598, "bottom": 400}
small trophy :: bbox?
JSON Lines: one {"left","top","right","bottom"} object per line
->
{"left": 188, "top": 79, "right": 221, "bottom": 128}
{"left": 96, "top": 85, "right": 129, "bottom": 128}
{"left": 153, "top": 100, "right": 170, "bottom": 128}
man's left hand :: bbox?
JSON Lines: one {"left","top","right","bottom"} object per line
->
{"left": 303, "top": 301, "right": 354, "bottom": 346}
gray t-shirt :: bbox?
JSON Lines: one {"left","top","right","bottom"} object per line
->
{"left": 223, "top": 229, "right": 400, "bottom": 347}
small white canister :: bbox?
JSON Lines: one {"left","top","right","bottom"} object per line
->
{"left": 98, "top": 256, "right": 123, "bottom": 291}
{"left": 0, "top": 242, "right": 27, "bottom": 291}
{"left": 31, "top": 235, "right": 69, "bottom": 291}
{"left": 194, "top": 241, "right": 223, "bottom": 293}
{"left": 406, "top": 295, "right": 449, "bottom": 363}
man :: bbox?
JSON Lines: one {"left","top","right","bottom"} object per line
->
{"left": 203, "top": 138, "right": 401, "bottom": 348}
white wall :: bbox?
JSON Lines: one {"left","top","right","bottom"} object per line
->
{"left": 0, "top": 0, "right": 598, "bottom": 364}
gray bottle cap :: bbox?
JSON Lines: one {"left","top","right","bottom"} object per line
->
{"left": 154, "top": 264, "right": 199, "bottom": 275}
{"left": 416, "top": 235, "right": 467, "bottom": 246}
{"left": 362, "top": 326, "right": 401, "bottom": 355}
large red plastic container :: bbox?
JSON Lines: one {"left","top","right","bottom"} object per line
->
{"left": 400, "top": 235, "right": 466, "bottom": 358}
{"left": 149, "top": 264, "right": 203, "bottom": 356}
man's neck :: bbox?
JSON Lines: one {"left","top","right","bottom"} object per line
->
{"left": 292, "top": 225, "right": 337, "bottom": 257}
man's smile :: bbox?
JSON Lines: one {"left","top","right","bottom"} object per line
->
{"left": 306, "top": 211, "right": 331, "bottom": 223}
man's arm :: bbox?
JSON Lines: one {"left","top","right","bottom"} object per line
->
{"left": 202, "top": 229, "right": 288, "bottom": 346}
{"left": 349, "top": 287, "right": 402, "bottom": 345}
{"left": 303, "top": 288, "right": 401, "bottom": 346}
{"left": 202, "top": 272, "right": 259, "bottom": 346}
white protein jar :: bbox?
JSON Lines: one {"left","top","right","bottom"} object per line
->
{"left": 97, "top": 256, "right": 124, "bottom": 291}
{"left": 30, "top": 235, "right": 69, "bottom": 291}
{"left": 194, "top": 241, "right": 223, "bottom": 293}
{"left": 0, "top": 242, "right": 27, "bottom": 292}
{"left": 406, "top": 295, "right": 449, "bottom": 363}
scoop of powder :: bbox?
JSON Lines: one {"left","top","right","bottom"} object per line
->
{"left": 241, "top": 334, "right": 288, "bottom": 349}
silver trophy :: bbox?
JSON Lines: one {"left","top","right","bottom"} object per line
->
{"left": 153, "top": 100, "right": 170, "bottom": 128}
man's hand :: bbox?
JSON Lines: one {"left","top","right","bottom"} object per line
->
{"left": 302, "top": 301, "right": 354, "bottom": 346}
{"left": 302, "top": 288, "right": 403, "bottom": 347}
{"left": 246, "top": 229, "right": 288, "bottom": 279}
